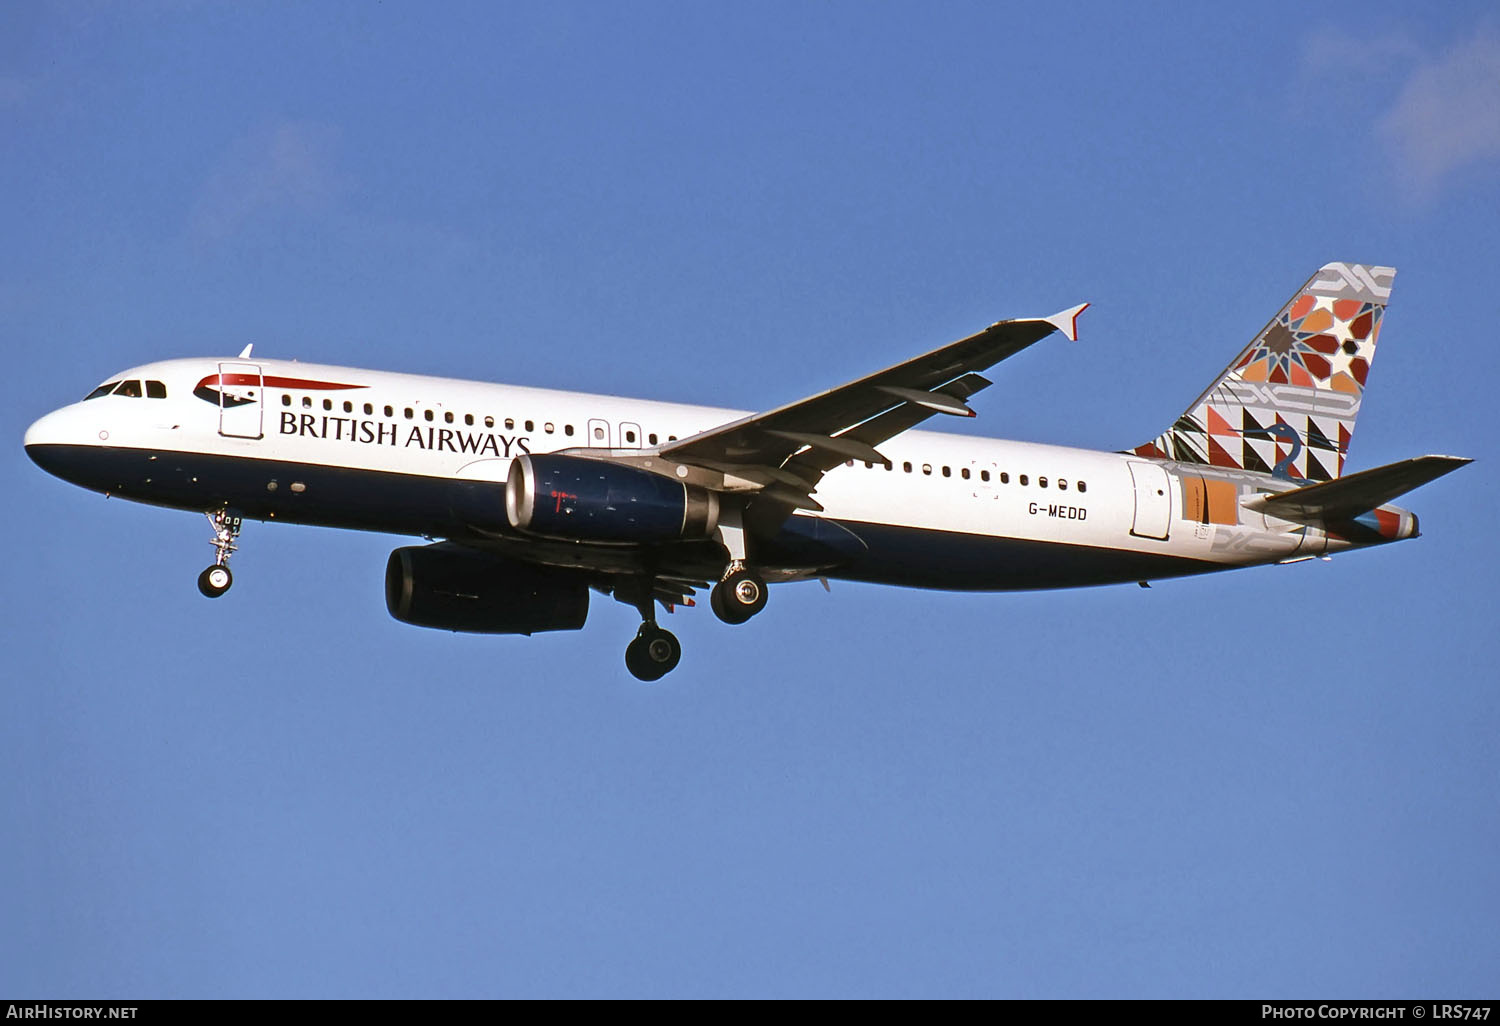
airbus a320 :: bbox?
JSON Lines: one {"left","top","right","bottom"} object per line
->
{"left": 24, "top": 262, "right": 1468, "bottom": 681}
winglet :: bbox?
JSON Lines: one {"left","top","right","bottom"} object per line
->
{"left": 1044, "top": 303, "right": 1089, "bottom": 342}
{"left": 238, "top": 343, "right": 254, "bottom": 359}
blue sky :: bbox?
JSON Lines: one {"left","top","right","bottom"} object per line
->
{"left": 3, "top": 1, "right": 1497, "bottom": 998}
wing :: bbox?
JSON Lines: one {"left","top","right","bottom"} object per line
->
{"left": 656, "top": 303, "right": 1087, "bottom": 517}
{"left": 447, "top": 303, "right": 1086, "bottom": 610}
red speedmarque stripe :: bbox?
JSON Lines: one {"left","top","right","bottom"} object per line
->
{"left": 197, "top": 374, "right": 368, "bottom": 390}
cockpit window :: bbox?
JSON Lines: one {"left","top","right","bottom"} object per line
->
{"left": 145, "top": 380, "right": 167, "bottom": 398}
{"left": 115, "top": 380, "right": 143, "bottom": 398}
{"left": 84, "top": 381, "right": 121, "bottom": 400}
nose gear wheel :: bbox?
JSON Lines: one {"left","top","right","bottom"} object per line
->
{"left": 198, "top": 509, "right": 242, "bottom": 598}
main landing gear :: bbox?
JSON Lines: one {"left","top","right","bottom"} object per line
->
{"left": 197, "top": 509, "right": 242, "bottom": 598}
{"left": 710, "top": 563, "right": 767, "bottom": 625}
{"left": 709, "top": 508, "right": 769, "bottom": 626}
{"left": 622, "top": 586, "right": 682, "bottom": 683}
{"left": 620, "top": 564, "right": 769, "bottom": 683}
{"left": 619, "top": 506, "right": 769, "bottom": 683}
{"left": 625, "top": 622, "right": 682, "bottom": 682}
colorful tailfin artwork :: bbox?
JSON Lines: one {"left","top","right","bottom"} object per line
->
{"left": 1132, "top": 262, "right": 1396, "bottom": 482}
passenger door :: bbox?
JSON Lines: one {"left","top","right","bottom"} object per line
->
{"left": 216, "top": 361, "right": 264, "bottom": 439}
{"left": 1127, "top": 461, "right": 1172, "bottom": 540}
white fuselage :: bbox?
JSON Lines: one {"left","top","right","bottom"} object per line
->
{"left": 24, "top": 356, "right": 1402, "bottom": 592}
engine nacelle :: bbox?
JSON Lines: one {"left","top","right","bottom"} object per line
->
{"left": 505, "top": 453, "right": 720, "bottom": 543}
{"left": 385, "top": 545, "right": 589, "bottom": 635}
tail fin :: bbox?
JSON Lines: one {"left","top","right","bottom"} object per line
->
{"left": 1132, "top": 262, "right": 1396, "bottom": 481}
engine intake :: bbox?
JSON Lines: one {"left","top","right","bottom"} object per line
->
{"left": 385, "top": 545, "right": 589, "bottom": 635}
{"left": 506, "top": 454, "right": 719, "bottom": 542}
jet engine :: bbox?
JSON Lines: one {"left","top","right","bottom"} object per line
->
{"left": 385, "top": 545, "right": 589, "bottom": 634}
{"left": 505, "top": 453, "right": 720, "bottom": 543}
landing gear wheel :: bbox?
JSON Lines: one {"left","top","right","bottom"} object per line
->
{"left": 197, "top": 564, "right": 233, "bottom": 598}
{"left": 711, "top": 568, "right": 767, "bottom": 625}
{"left": 625, "top": 625, "right": 681, "bottom": 682}
{"left": 200, "top": 509, "right": 242, "bottom": 598}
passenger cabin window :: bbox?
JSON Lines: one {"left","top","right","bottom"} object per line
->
{"left": 115, "top": 380, "right": 143, "bottom": 398}
{"left": 545, "top": 422, "right": 555, "bottom": 434}
{"left": 146, "top": 381, "right": 167, "bottom": 398}
{"left": 961, "top": 468, "right": 970, "bottom": 479}
{"left": 1039, "top": 477, "right": 1048, "bottom": 488}
{"left": 1000, "top": 472, "right": 1009, "bottom": 484}
{"left": 324, "top": 399, "right": 333, "bottom": 411}
{"left": 504, "top": 418, "right": 514, "bottom": 430}
{"left": 648, "top": 433, "right": 657, "bottom": 445}
{"left": 281, "top": 394, "right": 292, "bottom": 407}
{"left": 404, "top": 408, "right": 414, "bottom": 419}
{"left": 1019, "top": 474, "right": 1029, "bottom": 486}
{"left": 1058, "top": 479, "right": 1068, "bottom": 491}
{"left": 942, "top": 466, "right": 951, "bottom": 478}
{"left": 343, "top": 401, "right": 353, "bottom": 413}
{"left": 525, "top": 420, "right": 534, "bottom": 432}
{"left": 444, "top": 411, "right": 454, "bottom": 424}
{"left": 365, "top": 403, "right": 374, "bottom": 415}
{"left": 565, "top": 425, "right": 575, "bottom": 436}
{"left": 624, "top": 429, "right": 635, "bottom": 443}
{"left": 385, "top": 405, "right": 394, "bottom": 418}
{"left": 423, "top": 409, "right": 434, "bottom": 421}
{"left": 903, "top": 461, "right": 913, "bottom": 473}
{"left": 593, "top": 426, "right": 606, "bottom": 441}
{"left": 303, "top": 396, "right": 313, "bottom": 408}
{"left": 1078, "top": 481, "right": 1087, "bottom": 493}
{"left": 485, "top": 416, "right": 495, "bottom": 428}
{"left": 464, "top": 414, "right": 473, "bottom": 426}
{"left": 980, "top": 470, "right": 990, "bottom": 482}
{"left": 84, "top": 382, "right": 121, "bottom": 400}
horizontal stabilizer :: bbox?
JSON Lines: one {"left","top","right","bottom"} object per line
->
{"left": 1244, "top": 455, "right": 1471, "bottom": 521}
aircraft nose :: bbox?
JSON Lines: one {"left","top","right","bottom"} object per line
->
{"left": 25, "top": 408, "right": 61, "bottom": 452}
{"left": 24, "top": 407, "right": 88, "bottom": 480}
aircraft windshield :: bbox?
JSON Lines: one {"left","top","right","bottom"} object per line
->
{"left": 82, "top": 379, "right": 168, "bottom": 400}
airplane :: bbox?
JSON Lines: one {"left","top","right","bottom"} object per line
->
{"left": 23, "top": 262, "right": 1469, "bottom": 681}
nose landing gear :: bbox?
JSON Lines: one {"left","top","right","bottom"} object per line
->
{"left": 197, "top": 563, "right": 233, "bottom": 598}
{"left": 197, "top": 509, "right": 241, "bottom": 598}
